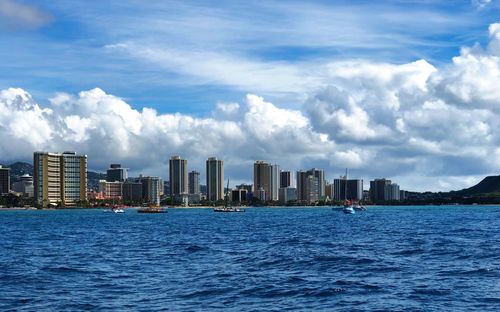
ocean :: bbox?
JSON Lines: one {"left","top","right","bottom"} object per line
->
{"left": 0, "top": 206, "right": 499, "bottom": 311}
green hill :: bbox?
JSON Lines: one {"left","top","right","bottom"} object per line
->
{"left": 452, "top": 175, "right": 500, "bottom": 196}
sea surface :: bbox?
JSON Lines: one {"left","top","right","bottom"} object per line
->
{"left": 0, "top": 206, "right": 499, "bottom": 311}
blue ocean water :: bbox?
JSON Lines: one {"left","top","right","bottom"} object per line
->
{"left": 0, "top": 206, "right": 499, "bottom": 311}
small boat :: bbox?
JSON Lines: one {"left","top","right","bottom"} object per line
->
{"left": 340, "top": 169, "right": 355, "bottom": 214}
{"left": 213, "top": 180, "right": 245, "bottom": 213}
{"left": 214, "top": 207, "right": 245, "bottom": 212}
{"left": 353, "top": 204, "right": 367, "bottom": 211}
{"left": 343, "top": 203, "right": 355, "bottom": 214}
{"left": 112, "top": 208, "right": 124, "bottom": 213}
{"left": 138, "top": 207, "right": 167, "bottom": 213}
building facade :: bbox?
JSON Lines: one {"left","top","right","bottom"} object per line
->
{"left": 280, "top": 170, "right": 291, "bottom": 188}
{"left": 106, "top": 164, "right": 128, "bottom": 182}
{"left": 385, "top": 183, "right": 401, "bottom": 201}
{"left": 188, "top": 170, "right": 200, "bottom": 195}
{"left": 278, "top": 187, "right": 297, "bottom": 204}
{"left": 370, "top": 179, "right": 392, "bottom": 203}
{"left": 34, "top": 151, "right": 87, "bottom": 208}
{"left": 122, "top": 180, "right": 143, "bottom": 203}
{"left": 231, "top": 189, "right": 247, "bottom": 203}
{"left": 206, "top": 157, "right": 224, "bottom": 202}
{"left": 0, "top": 165, "right": 10, "bottom": 194}
{"left": 141, "top": 176, "right": 161, "bottom": 206}
{"left": 269, "top": 164, "right": 279, "bottom": 201}
{"left": 169, "top": 156, "right": 188, "bottom": 196}
{"left": 306, "top": 168, "right": 325, "bottom": 197}
{"left": 254, "top": 161, "right": 270, "bottom": 201}
{"left": 333, "top": 178, "right": 363, "bottom": 201}
{"left": 98, "top": 180, "right": 123, "bottom": 199}
{"left": 11, "top": 174, "right": 34, "bottom": 197}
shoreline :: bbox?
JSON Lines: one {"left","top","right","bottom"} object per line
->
{"left": 1, "top": 204, "right": 500, "bottom": 211}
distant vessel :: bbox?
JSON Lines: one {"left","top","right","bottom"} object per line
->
{"left": 214, "top": 180, "right": 245, "bottom": 212}
{"left": 138, "top": 203, "right": 167, "bottom": 213}
{"left": 342, "top": 169, "right": 355, "bottom": 214}
{"left": 138, "top": 207, "right": 167, "bottom": 213}
{"left": 112, "top": 208, "right": 124, "bottom": 213}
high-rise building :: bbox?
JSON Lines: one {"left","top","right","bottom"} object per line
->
{"left": 12, "top": 174, "right": 34, "bottom": 197}
{"left": 188, "top": 171, "right": 200, "bottom": 195}
{"left": 278, "top": 187, "right": 297, "bottom": 204}
{"left": 169, "top": 156, "right": 188, "bottom": 196}
{"left": 231, "top": 189, "right": 247, "bottom": 203}
{"left": 122, "top": 180, "right": 143, "bottom": 203}
{"left": 325, "top": 182, "right": 334, "bottom": 200}
{"left": 141, "top": 176, "right": 161, "bottom": 206}
{"left": 34, "top": 151, "right": 87, "bottom": 208}
{"left": 385, "top": 183, "right": 400, "bottom": 201}
{"left": 370, "top": 178, "right": 392, "bottom": 203}
{"left": 206, "top": 157, "right": 224, "bottom": 202}
{"left": 0, "top": 165, "right": 10, "bottom": 194}
{"left": 305, "top": 175, "right": 320, "bottom": 203}
{"left": 296, "top": 170, "right": 308, "bottom": 201}
{"left": 98, "top": 180, "right": 123, "bottom": 199}
{"left": 269, "top": 164, "right": 279, "bottom": 201}
{"left": 306, "top": 168, "right": 325, "bottom": 197}
{"left": 106, "top": 164, "right": 128, "bottom": 182}
{"left": 333, "top": 178, "right": 363, "bottom": 201}
{"left": 296, "top": 170, "right": 322, "bottom": 203}
{"left": 253, "top": 161, "right": 279, "bottom": 201}
{"left": 254, "top": 161, "right": 270, "bottom": 200}
{"left": 280, "top": 170, "right": 291, "bottom": 188}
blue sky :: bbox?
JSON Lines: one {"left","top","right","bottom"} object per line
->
{"left": 1, "top": 0, "right": 499, "bottom": 113}
{"left": 1, "top": 0, "right": 500, "bottom": 191}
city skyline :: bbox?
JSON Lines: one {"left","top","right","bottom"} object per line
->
{"left": 1, "top": 1, "right": 500, "bottom": 192}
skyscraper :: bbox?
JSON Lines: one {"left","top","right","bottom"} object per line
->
{"left": 106, "top": 164, "right": 128, "bottom": 182}
{"left": 169, "top": 156, "right": 188, "bottom": 196}
{"left": 141, "top": 176, "right": 161, "bottom": 206}
{"left": 188, "top": 171, "right": 200, "bottom": 195}
{"left": 370, "top": 178, "right": 392, "bottom": 203}
{"left": 334, "top": 178, "right": 363, "bottom": 201}
{"left": 269, "top": 164, "right": 279, "bottom": 201}
{"left": 254, "top": 161, "right": 270, "bottom": 200}
{"left": 280, "top": 170, "right": 291, "bottom": 188}
{"left": 253, "top": 161, "right": 279, "bottom": 201}
{"left": 385, "top": 183, "right": 400, "bottom": 201}
{"left": 0, "top": 165, "right": 10, "bottom": 194}
{"left": 206, "top": 157, "right": 224, "bottom": 201}
{"left": 34, "top": 151, "right": 87, "bottom": 208}
{"left": 296, "top": 170, "right": 308, "bottom": 202}
{"left": 306, "top": 168, "right": 325, "bottom": 197}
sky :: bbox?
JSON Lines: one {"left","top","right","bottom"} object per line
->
{"left": 1, "top": 0, "right": 500, "bottom": 191}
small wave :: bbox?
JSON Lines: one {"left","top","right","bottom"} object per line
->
{"left": 185, "top": 245, "right": 208, "bottom": 252}
{"left": 412, "top": 288, "right": 452, "bottom": 296}
{"left": 43, "top": 266, "right": 88, "bottom": 274}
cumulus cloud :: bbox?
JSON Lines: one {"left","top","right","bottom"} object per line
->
{"left": 2, "top": 23, "right": 500, "bottom": 192}
{"left": 0, "top": 0, "right": 52, "bottom": 31}
{"left": 0, "top": 87, "right": 336, "bottom": 185}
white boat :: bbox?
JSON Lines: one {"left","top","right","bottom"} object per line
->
{"left": 213, "top": 180, "right": 245, "bottom": 213}
{"left": 343, "top": 202, "right": 355, "bottom": 214}
{"left": 341, "top": 169, "right": 355, "bottom": 214}
{"left": 112, "top": 208, "right": 125, "bottom": 213}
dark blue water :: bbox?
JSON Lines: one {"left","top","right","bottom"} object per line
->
{"left": 1, "top": 206, "right": 499, "bottom": 311}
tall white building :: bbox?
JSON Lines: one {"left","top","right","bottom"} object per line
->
{"left": 385, "top": 183, "right": 400, "bottom": 201}
{"left": 269, "top": 164, "right": 279, "bottom": 201}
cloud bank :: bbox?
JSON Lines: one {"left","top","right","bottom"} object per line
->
{"left": 1, "top": 23, "right": 500, "bottom": 191}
